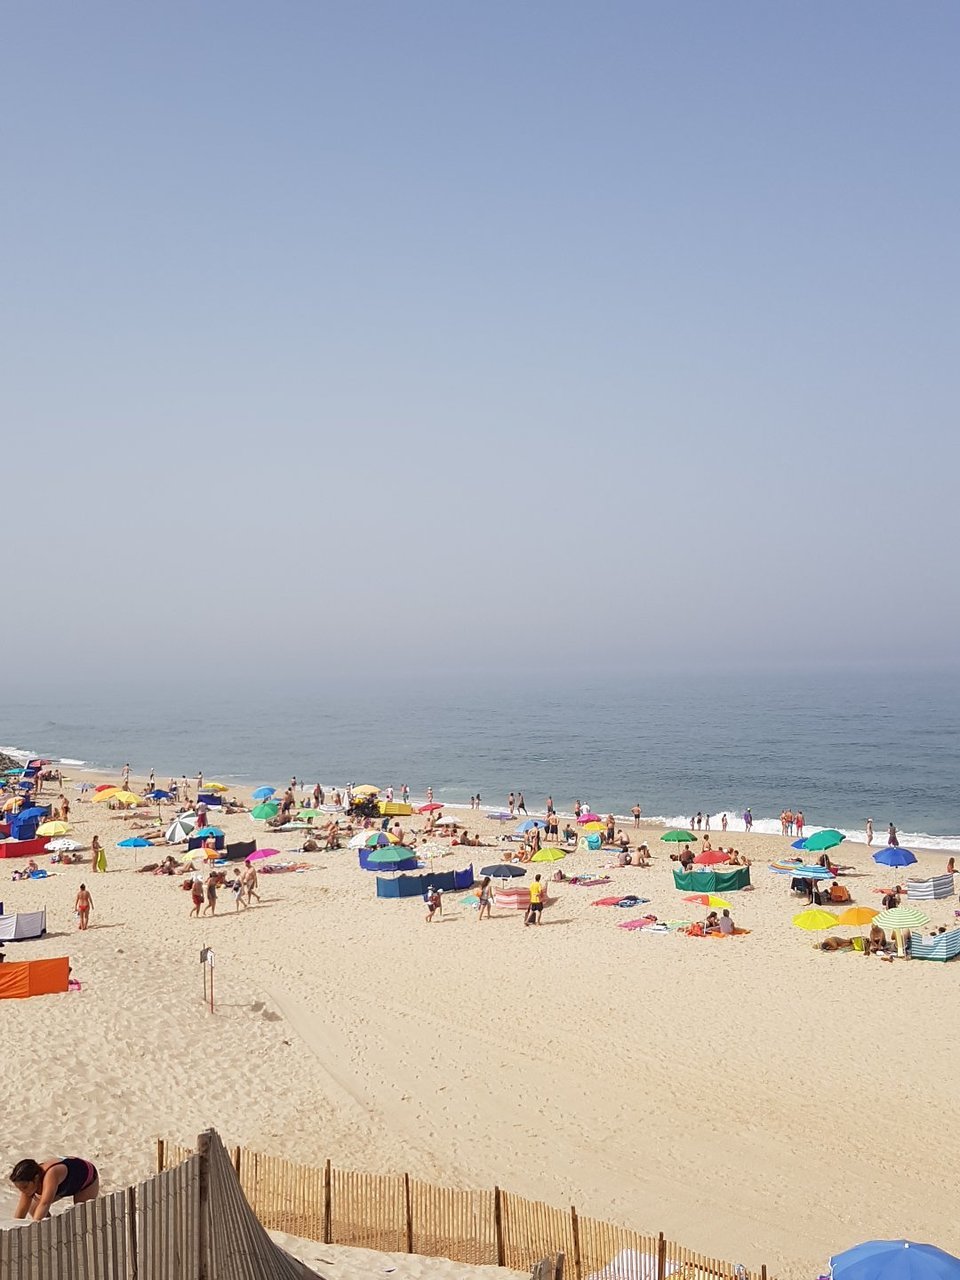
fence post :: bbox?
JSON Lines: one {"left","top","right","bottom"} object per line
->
{"left": 233, "top": 1147, "right": 241, "bottom": 1177}
{"left": 404, "top": 1173, "right": 414, "bottom": 1253}
{"left": 322, "top": 1159, "right": 332, "bottom": 1244}
{"left": 156, "top": 1138, "right": 165, "bottom": 1173}
{"left": 762, "top": 1267, "right": 767, "bottom": 1280}
{"left": 494, "top": 1186, "right": 505, "bottom": 1268}
{"left": 197, "top": 1131, "right": 211, "bottom": 1280}
{"left": 127, "top": 1183, "right": 139, "bottom": 1280}
{"left": 570, "top": 1206, "right": 582, "bottom": 1280}
{"left": 657, "top": 1232, "right": 666, "bottom": 1280}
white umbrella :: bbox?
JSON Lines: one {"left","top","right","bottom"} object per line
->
{"left": 47, "top": 838, "right": 82, "bottom": 853}
{"left": 434, "top": 816, "right": 459, "bottom": 826}
{"left": 165, "top": 813, "right": 197, "bottom": 844}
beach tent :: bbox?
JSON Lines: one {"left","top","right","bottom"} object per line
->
{"left": 0, "top": 908, "right": 46, "bottom": 941}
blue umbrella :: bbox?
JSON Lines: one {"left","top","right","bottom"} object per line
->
{"left": 790, "top": 839, "right": 808, "bottom": 850}
{"left": 118, "top": 837, "right": 152, "bottom": 848}
{"left": 480, "top": 863, "right": 526, "bottom": 878}
{"left": 873, "top": 847, "right": 918, "bottom": 869}
{"left": 194, "top": 826, "right": 224, "bottom": 839}
{"left": 515, "top": 819, "right": 547, "bottom": 833}
{"left": 18, "top": 807, "right": 46, "bottom": 820}
{"left": 830, "top": 1241, "right": 960, "bottom": 1280}
{"left": 252, "top": 786, "right": 276, "bottom": 800}
{"left": 145, "top": 789, "right": 172, "bottom": 801}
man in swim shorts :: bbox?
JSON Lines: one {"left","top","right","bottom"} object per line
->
{"left": 525, "top": 874, "right": 545, "bottom": 926}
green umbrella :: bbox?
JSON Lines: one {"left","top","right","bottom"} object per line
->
{"left": 661, "top": 829, "right": 695, "bottom": 843}
{"left": 873, "top": 905, "right": 928, "bottom": 930}
{"left": 531, "top": 846, "right": 565, "bottom": 862}
{"left": 366, "top": 845, "right": 417, "bottom": 864}
{"left": 802, "top": 829, "right": 846, "bottom": 852}
{"left": 297, "top": 808, "right": 323, "bottom": 821}
{"left": 251, "top": 801, "right": 279, "bottom": 820}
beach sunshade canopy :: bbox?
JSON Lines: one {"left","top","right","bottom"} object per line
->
{"left": 352, "top": 785, "right": 380, "bottom": 797}
{"left": 485, "top": 811, "right": 513, "bottom": 822}
{"left": 693, "top": 850, "right": 730, "bottom": 865}
{"left": 166, "top": 814, "right": 198, "bottom": 844}
{"left": 480, "top": 863, "right": 526, "bottom": 878}
{"left": 111, "top": 791, "right": 142, "bottom": 806}
{"left": 434, "top": 816, "right": 459, "bottom": 826}
{"left": 145, "top": 789, "right": 172, "bottom": 801}
{"left": 830, "top": 1241, "right": 960, "bottom": 1280}
{"left": 194, "top": 826, "right": 224, "bottom": 839}
{"left": 577, "top": 812, "right": 601, "bottom": 824}
{"left": 801, "top": 829, "right": 846, "bottom": 852}
{"left": 580, "top": 821, "right": 605, "bottom": 833}
{"left": 516, "top": 819, "right": 547, "bottom": 832}
{"left": 204, "top": 781, "right": 229, "bottom": 793}
{"left": 418, "top": 802, "right": 443, "bottom": 813}
{"left": 874, "top": 905, "right": 928, "bottom": 930}
{"left": 793, "top": 907, "right": 840, "bottom": 932}
{"left": 365, "top": 844, "right": 417, "bottom": 865}
{"left": 246, "top": 848, "right": 280, "bottom": 862}
{"left": 661, "top": 829, "right": 695, "bottom": 843}
{"left": 252, "top": 786, "right": 276, "bottom": 800}
{"left": 118, "top": 837, "right": 152, "bottom": 848}
{"left": 873, "top": 848, "right": 918, "bottom": 869}
{"left": 531, "top": 847, "right": 565, "bottom": 862}
{"left": 838, "top": 907, "right": 878, "bottom": 927}
{"left": 683, "top": 894, "right": 732, "bottom": 908}
{"left": 37, "top": 821, "right": 70, "bottom": 837}
{"left": 251, "top": 801, "right": 280, "bottom": 819}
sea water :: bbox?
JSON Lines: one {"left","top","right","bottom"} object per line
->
{"left": 2, "top": 667, "right": 958, "bottom": 849}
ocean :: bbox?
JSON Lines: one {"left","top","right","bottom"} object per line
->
{"left": 2, "top": 667, "right": 959, "bottom": 849}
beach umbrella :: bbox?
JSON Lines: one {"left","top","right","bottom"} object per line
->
{"left": 18, "top": 807, "right": 47, "bottom": 821}
{"left": 770, "top": 862, "right": 835, "bottom": 879}
{"left": 801, "top": 830, "right": 846, "bottom": 852}
{"left": 580, "top": 821, "right": 605, "bottom": 834}
{"left": 166, "top": 814, "right": 198, "bottom": 844}
{"left": 91, "top": 787, "right": 120, "bottom": 802}
{"left": 252, "top": 786, "right": 276, "bottom": 800}
{"left": 246, "top": 848, "right": 280, "bottom": 863}
{"left": 516, "top": 819, "right": 547, "bottom": 833}
{"left": 577, "top": 812, "right": 601, "bottom": 824}
{"left": 792, "top": 907, "right": 839, "bottom": 932}
{"left": 37, "top": 820, "right": 70, "bottom": 837}
{"left": 204, "top": 781, "right": 229, "bottom": 793}
{"left": 683, "top": 894, "right": 732, "bottom": 908}
{"left": 46, "top": 838, "right": 81, "bottom": 853}
{"left": 531, "top": 847, "right": 566, "bottom": 862}
{"left": 661, "top": 829, "right": 695, "bottom": 843}
{"left": 874, "top": 905, "right": 928, "bottom": 931}
{"left": 873, "top": 848, "right": 918, "bottom": 869}
{"left": 111, "top": 791, "right": 142, "bottom": 806}
{"left": 145, "top": 789, "right": 172, "bottom": 801}
{"left": 480, "top": 863, "right": 526, "bottom": 879}
{"left": 485, "top": 811, "right": 513, "bottom": 824}
{"left": 830, "top": 1240, "right": 960, "bottom": 1280}
{"left": 94, "top": 783, "right": 119, "bottom": 793}
{"left": 118, "top": 837, "right": 152, "bottom": 848}
{"left": 434, "top": 816, "right": 459, "bottom": 827}
{"left": 366, "top": 844, "right": 417, "bottom": 864}
{"left": 352, "top": 785, "right": 380, "bottom": 797}
{"left": 693, "top": 850, "right": 730, "bottom": 865}
{"left": 838, "top": 907, "right": 878, "bottom": 927}
{"left": 418, "top": 802, "right": 443, "bottom": 813}
{"left": 194, "top": 826, "right": 224, "bottom": 839}
{"left": 251, "top": 801, "right": 280, "bottom": 820}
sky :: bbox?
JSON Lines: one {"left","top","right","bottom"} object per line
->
{"left": 2, "top": 2, "right": 958, "bottom": 688}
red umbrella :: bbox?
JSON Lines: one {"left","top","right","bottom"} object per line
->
{"left": 693, "top": 850, "right": 730, "bottom": 866}
{"left": 94, "top": 783, "right": 119, "bottom": 792}
{"left": 418, "top": 803, "right": 443, "bottom": 813}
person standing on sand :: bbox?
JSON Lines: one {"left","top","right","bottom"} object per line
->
{"left": 721, "top": 813, "right": 728, "bottom": 831}
{"left": 242, "top": 863, "right": 260, "bottom": 905}
{"left": 888, "top": 822, "right": 899, "bottom": 847}
{"left": 122, "top": 763, "right": 130, "bottom": 789}
{"left": 477, "top": 876, "right": 493, "bottom": 920}
{"left": 795, "top": 810, "right": 804, "bottom": 838}
{"left": 508, "top": 792, "right": 515, "bottom": 816}
{"left": 744, "top": 809, "right": 753, "bottom": 831}
{"left": 401, "top": 784, "right": 409, "bottom": 804}
{"left": 866, "top": 817, "right": 874, "bottom": 845}
{"left": 525, "top": 874, "right": 545, "bottom": 926}
{"left": 181, "top": 775, "right": 190, "bottom": 804}
{"left": 189, "top": 875, "right": 204, "bottom": 917}
{"left": 91, "top": 835, "right": 102, "bottom": 871}
{"left": 546, "top": 796, "right": 555, "bottom": 815}
{"left": 229, "top": 873, "right": 247, "bottom": 912}
{"left": 425, "top": 887, "right": 441, "bottom": 922}
{"left": 75, "top": 883, "right": 93, "bottom": 930}
{"left": 202, "top": 872, "right": 217, "bottom": 916}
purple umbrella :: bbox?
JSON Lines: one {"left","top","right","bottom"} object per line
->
{"left": 245, "top": 848, "right": 280, "bottom": 863}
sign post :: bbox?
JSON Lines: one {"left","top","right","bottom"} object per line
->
{"left": 199, "top": 946, "right": 215, "bottom": 1014}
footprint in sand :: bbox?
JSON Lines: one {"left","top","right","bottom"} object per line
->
{"left": 250, "top": 1001, "right": 264, "bottom": 1013}
{"left": 261, "top": 1010, "right": 281, "bottom": 1022}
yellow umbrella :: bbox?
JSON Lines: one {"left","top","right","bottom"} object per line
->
{"left": 38, "top": 820, "right": 70, "bottom": 837}
{"left": 111, "top": 791, "right": 142, "bottom": 806}
{"left": 792, "top": 907, "right": 839, "bottom": 932}
{"left": 91, "top": 787, "right": 120, "bottom": 802}
{"left": 205, "top": 781, "right": 229, "bottom": 793}
{"left": 581, "top": 821, "right": 605, "bottom": 833}
{"left": 352, "top": 785, "right": 380, "bottom": 797}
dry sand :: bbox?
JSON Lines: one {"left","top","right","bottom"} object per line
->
{"left": 3, "top": 774, "right": 959, "bottom": 1278}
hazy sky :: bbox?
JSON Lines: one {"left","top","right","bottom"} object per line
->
{"left": 3, "top": 2, "right": 957, "bottom": 687}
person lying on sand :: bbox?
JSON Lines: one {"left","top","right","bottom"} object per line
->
{"left": 818, "top": 936, "right": 854, "bottom": 952}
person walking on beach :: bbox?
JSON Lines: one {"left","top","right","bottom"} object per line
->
{"left": 866, "top": 817, "right": 874, "bottom": 845}
{"left": 721, "top": 813, "right": 728, "bottom": 831}
{"left": 477, "top": 876, "right": 493, "bottom": 921}
{"left": 197, "top": 771, "right": 204, "bottom": 796}
{"left": 122, "top": 763, "right": 130, "bottom": 789}
{"left": 517, "top": 792, "right": 527, "bottom": 815}
{"left": 508, "top": 792, "right": 515, "bottom": 816}
{"left": 425, "top": 887, "right": 442, "bottom": 922}
{"left": 888, "top": 822, "right": 899, "bottom": 847}
{"left": 189, "top": 875, "right": 204, "bottom": 917}
{"left": 743, "top": 809, "right": 753, "bottom": 831}
{"left": 242, "top": 863, "right": 260, "bottom": 905}
{"left": 546, "top": 795, "right": 555, "bottom": 815}
{"left": 229, "top": 872, "right": 247, "bottom": 912}
{"left": 75, "top": 884, "right": 93, "bottom": 930}
{"left": 10, "top": 1157, "right": 100, "bottom": 1221}
{"left": 525, "top": 874, "right": 545, "bottom": 926}
{"left": 401, "top": 784, "right": 409, "bottom": 804}
{"left": 202, "top": 872, "right": 217, "bottom": 916}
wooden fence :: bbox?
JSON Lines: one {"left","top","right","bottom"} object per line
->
{"left": 0, "top": 1131, "right": 316, "bottom": 1279}
{"left": 158, "top": 1138, "right": 771, "bottom": 1280}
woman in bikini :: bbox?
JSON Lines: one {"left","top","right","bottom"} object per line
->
{"left": 10, "top": 1157, "right": 100, "bottom": 1220}
{"left": 477, "top": 876, "right": 493, "bottom": 921}
{"left": 74, "top": 883, "right": 93, "bottom": 930}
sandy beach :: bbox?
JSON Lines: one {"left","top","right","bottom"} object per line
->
{"left": 3, "top": 772, "right": 959, "bottom": 1279}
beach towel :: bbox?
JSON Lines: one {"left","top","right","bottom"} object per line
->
{"left": 617, "top": 916, "right": 657, "bottom": 931}
{"left": 592, "top": 896, "right": 624, "bottom": 906}
{"left": 614, "top": 896, "right": 649, "bottom": 908}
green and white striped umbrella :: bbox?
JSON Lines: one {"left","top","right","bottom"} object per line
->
{"left": 873, "top": 905, "right": 928, "bottom": 931}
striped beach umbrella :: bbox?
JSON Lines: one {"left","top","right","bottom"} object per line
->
{"left": 873, "top": 905, "right": 928, "bottom": 931}
{"left": 166, "top": 814, "right": 197, "bottom": 844}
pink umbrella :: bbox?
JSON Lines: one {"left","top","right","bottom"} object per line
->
{"left": 246, "top": 848, "right": 280, "bottom": 863}
{"left": 693, "top": 850, "right": 730, "bottom": 865}
{"left": 577, "top": 812, "right": 601, "bottom": 824}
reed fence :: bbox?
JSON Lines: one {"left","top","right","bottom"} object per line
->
{"left": 158, "top": 1138, "right": 771, "bottom": 1280}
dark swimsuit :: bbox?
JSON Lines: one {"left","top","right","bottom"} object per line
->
{"left": 54, "top": 1158, "right": 98, "bottom": 1199}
